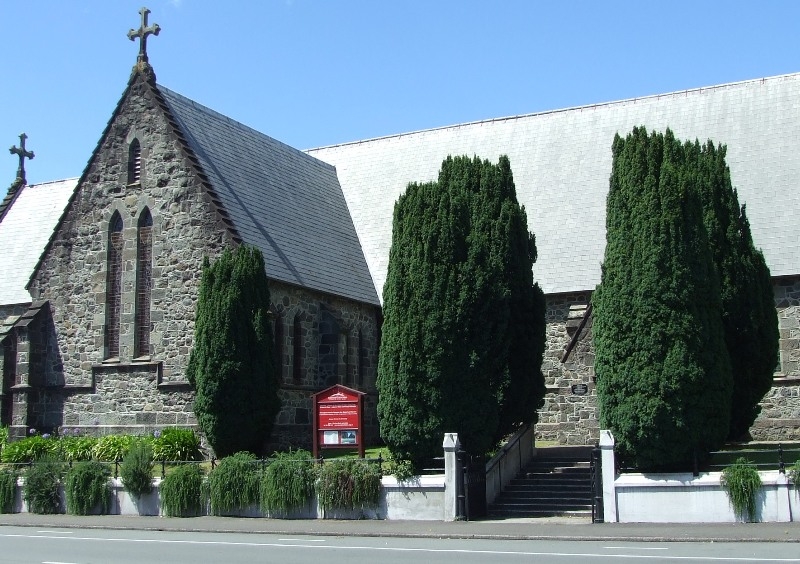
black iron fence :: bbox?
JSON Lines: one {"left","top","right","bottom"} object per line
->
{"left": 615, "top": 444, "right": 800, "bottom": 476}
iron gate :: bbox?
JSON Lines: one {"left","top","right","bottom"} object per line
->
{"left": 590, "top": 444, "right": 603, "bottom": 523}
{"left": 458, "top": 450, "right": 486, "bottom": 520}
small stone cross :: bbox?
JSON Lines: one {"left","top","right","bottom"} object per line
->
{"left": 128, "top": 7, "right": 160, "bottom": 64}
{"left": 9, "top": 133, "right": 34, "bottom": 185}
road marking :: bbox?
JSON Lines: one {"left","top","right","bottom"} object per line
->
{"left": 604, "top": 546, "right": 669, "bottom": 550}
{"left": 37, "top": 531, "right": 74, "bottom": 534}
{"left": 278, "top": 538, "right": 325, "bottom": 542}
{"left": 42, "top": 561, "right": 80, "bottom": 564}
{"left": 2, "top": 533, "right": 798, "bottom": 562}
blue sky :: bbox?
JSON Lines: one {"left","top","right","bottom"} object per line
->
{"left": 2, "top": 0, "right": 798, "bottom": 185}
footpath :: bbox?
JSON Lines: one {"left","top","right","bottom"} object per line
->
{"left": 0, "top": 513, "right": 799, "bottom": 543}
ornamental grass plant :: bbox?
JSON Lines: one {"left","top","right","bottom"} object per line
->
{"left": 159, "top": 463, "right": 205, "bottom": 517}
{"left": 206, "top": 452, "right": 261, "bottom": 515}
{"left": 260, "top": 449, "right": 316, "bottom": 514}
{"left": 0, "top": 468, "right": 18, "bottom": 513}
{"left": 721, "top": 457, "right": 762, "bottom": 522}
{"left": 119, "top": 439, "right": 155, "bottom": 499}
{"left": 316, "top": 458, "right": 381, "bottom": 512}
{"left": 64, "top": 460, "right": 111, "bottom": 515}
{"left": 23, "top": 454, "right": 65, "bottom": 514}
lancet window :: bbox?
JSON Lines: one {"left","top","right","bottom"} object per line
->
{"left": 134, "top": 208, "right": 153, "bottom": 358}
{"left": 104, "top": 212, "right": 124, "bottom": 358}
{"left": 293, "top": 313, "right": 302, "bottom": 384}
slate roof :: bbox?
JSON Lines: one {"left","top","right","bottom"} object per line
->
{"left": 157, "top": 86, "right": 379, "bottom": 306}
{"left": 308, "top": 72, "right": 800, "bottom": 299}
{"left": 0, "top": 179, "right": 77, "bottom": 306}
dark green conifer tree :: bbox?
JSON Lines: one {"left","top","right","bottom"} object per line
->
{"left": 378, "top": 155, "right": 545, "bottom": 469}
{"left": 187, "top": 245, "right": 280, "bottom": 458}
{"left": 692, "top": 141, "right": 779, "bottom": 440}
{"left": 593, "top": 128, "right": 732, "bottom": 470}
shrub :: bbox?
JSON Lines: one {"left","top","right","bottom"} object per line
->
{"left": 594, "top": 128, "right": 732, "bottom": 470}
{"left": 0, "top": 426, "right": 8, "bottom": 457}
{"left": 187, "top": 246, "right": 280, "bottom": 458}
{"left": 58, "top": 436, "right": 99, "bottom": 462}
{"left": 23, "top": 455, "right": 65, "bottom": 514}
{"left": 207, "top": 452, "right": 260, "bottom": 515}
{"left": 380, "top": 450, "right": 415, "bottom": 481}
{"left": 378, "top": 155, "right": 546, "bottom": 468}
{"left": 316, "top": 458, "right": 381, "bottom": 512}
{"left": 788, "top": 460, "right": 800, "bottom": 491}
{"left": 64, "top": 461, "right": 111, "bottom": 515}
{"left": 92, "top": 434, "right": 135, "bottom": 462}
{"left": 120, "top": 440, "right": 155, "bottom": 498}
{"left": 160, "top": 463, "right": 204, "bottom": 517}
{"left": 0, "top": 468, "right": 18, "bottom": 514}
{"left": 722, "top": 457, "right": 762, "bottom": 522}
{"left": 152, "top": 428, "right": 203, "bottom": 462}
{"left": 1, "top": 435, "right": 57, "bottom": 463}
{"left": 260, "top": 449, "right": 316, "bottom": 513}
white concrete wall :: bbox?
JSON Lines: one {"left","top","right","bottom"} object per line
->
{"left": 485, "top": 424, "right": 534, "bottom": 506}
{"left": 11, "top": 475, "right": 447, "bottom": 521}
{"left": 614, "top": 471, "right": 795, "bottom": 523}
{"left": 380, "top": 475, "right": 446, "bottom": 520}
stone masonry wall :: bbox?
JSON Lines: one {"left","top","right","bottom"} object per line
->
{"left": 537, "top": 292, "right": 598, "bottom": 445}
{"left": 20, "top": 74, "right": 383, "bottom": 448}
{"left": 267, "top": 283, "right": 381, "bottom": 452}
{"left": 24, "top": 75, "right": 238, "bottom": 435}
{"left": 751, "top": 276, "right": 800, "bottom": 441}
{"left": 538, "top": 278, "right": 800, "bottom": 446}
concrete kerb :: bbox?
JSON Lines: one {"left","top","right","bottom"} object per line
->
{"left": 0, "top": 514, "right": 799, "bottom": 543}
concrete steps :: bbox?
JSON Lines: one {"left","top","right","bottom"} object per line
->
{"left": 488, "top": 446, "right": 594, "bottom": 518}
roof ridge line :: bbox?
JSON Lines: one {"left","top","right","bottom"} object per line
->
{"left": 26, "top": 177, "right": 80, "bottom": 187}
{"left": 307, "top": 71, "right": 800, "bottom": 152}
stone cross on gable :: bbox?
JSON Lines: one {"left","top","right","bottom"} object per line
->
{"left": 128, "top": 7, "right": 160, "bottom": 64}
{"left": 9, "top": 133, "right": 34, "bottom": 185}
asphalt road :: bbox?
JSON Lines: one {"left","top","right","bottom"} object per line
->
{"left": 1, "top": 527, "right": 800, "bottom": 564}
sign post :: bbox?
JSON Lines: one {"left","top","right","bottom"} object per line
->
{"left": 312, "top": 384, "right": 366, "bottom": 459}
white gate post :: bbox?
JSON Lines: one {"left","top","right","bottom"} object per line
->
{"left": 599, "top": 429, "right": 618, "bottom": 522}
{"left": 443, "top": 433, "right": 460, "bottom": 521}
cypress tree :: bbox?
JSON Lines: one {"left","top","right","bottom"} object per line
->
{"left": 378, "top": 155, "right": 545, "bottom": 469}
{"left": 187, "top": 245, "right": 280, "bottom": 458}
{"left": 692, "top": 141, "right": 779, "bottom": 439}
{"left": 594, "top": 128, "right": 732, "bottom": 470}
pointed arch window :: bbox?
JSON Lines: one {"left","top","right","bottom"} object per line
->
{"left": 134, "top": 208, "right": 153, "bottom": 358}
{"left": 273, "top": 312, "right": 284, "bottom": 383}
{"left": 127, "top": 139, "right": 141, "bottom": 185}
{"left": 358, "top": 329, "right": 366, "bottom": 387}
{"left": 104, "top": 212, "right": 124, "bottom": 359}
{"left": 292, "top": 313, "right": 302, "bottom": 384}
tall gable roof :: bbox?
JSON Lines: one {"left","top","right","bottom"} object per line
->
{"left": 0, "top": 179, "right": 77, "bottom": 306}
{"left": 158, "top": 86, "right": 379, "bottom": 306}
{"left": 309, "top": 73, "right": 800, "bottom": 298}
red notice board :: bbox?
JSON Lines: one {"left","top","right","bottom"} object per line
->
{"left": 312, "top": 384, "right": 365, "bottom": 458}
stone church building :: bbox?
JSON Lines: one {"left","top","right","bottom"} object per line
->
{"left": 1, "top": 13, "right": 798, "bottom": 449}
